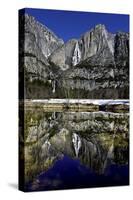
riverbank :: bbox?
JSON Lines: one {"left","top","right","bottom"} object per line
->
{"left": 19, "top": 99, "right": 129, "bottom": 112}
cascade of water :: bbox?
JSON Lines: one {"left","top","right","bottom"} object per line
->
{"left": 52, "top": 80, "right": 56, "bottom": 93}
{"left": 72, "top": 42, "right": 81, "bottom": 66}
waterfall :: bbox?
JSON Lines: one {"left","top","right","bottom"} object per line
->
{"left": 52, "top": 80, "right": 56, "bottom": 93}
{"left": 72, "top": 42, "right": 81, "bottom": 66}
{"left": 72, "top": 133, "right": 81, "bottom": 157}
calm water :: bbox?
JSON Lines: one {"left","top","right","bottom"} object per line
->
{"left": 22, "top": 110, "right": 129, "bottom": 191}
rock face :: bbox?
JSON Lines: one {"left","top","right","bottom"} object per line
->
{"left": 114, "top": 32, "right": 129, "bottom": 66}
{"left": 24, "top": 14, "right": 64, "bottom": 58}
{"left": 50, "top": 39, "right": 78, "bottom": 70}
{"left": 19, "top": 14, "right": 63, "bottom": 82}
{"left": 19, "top": 13, "right": 129, "bottom": 99}
{"left": 50, "top": 24, "right": 115, "bottom": 67}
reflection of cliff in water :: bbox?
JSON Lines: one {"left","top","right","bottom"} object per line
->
{"left": 21, "top": 110, "right": 129, "bottom": 187}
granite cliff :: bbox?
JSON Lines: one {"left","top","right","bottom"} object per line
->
{"left": 19, "top": 13, "right": 129, "bottom": 99}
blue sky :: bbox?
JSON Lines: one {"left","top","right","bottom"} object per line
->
{"left": 24, "top": 8, "right": 129, "bottom": 42}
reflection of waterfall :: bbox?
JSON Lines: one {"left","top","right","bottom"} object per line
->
{"left": 72, "top": 133, "right": 81, "bottom": 157}
{"left": 52, "top": 112, "right": 56, "bottom": 120}
{"left": 102, "top": 143, "right": 114, "bottom": 174}
{"left": 42, "top": 139, "right": 51, "bottom": 151}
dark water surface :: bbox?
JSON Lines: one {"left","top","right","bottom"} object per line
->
{"left": 23, "top": 110, "right": 129, "bottom": 191}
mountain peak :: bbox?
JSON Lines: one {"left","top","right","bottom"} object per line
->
{"left": 94, "top": 24, "right": 106, "bottom": 30}
{"left": 23, "top": 13, "right": 64, "bottom": 58}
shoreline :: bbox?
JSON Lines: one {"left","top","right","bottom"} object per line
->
{"left": 19, "top": 99, "right": 129, "bottom": 112}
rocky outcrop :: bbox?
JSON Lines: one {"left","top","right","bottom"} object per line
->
{"left": 24, "top": 14, "right": 64, "bottom": 58}
{"left": 50, "top": 39, "right": 78, "bottom": 70}
{"left": 50, "top": 24, "right": 115, "bottom": 67}
{"left": 19, "top": 13, "right": 129, "bottom": 99}
{"left": 114, "top": 32, "right": 129, "bottom": 67}
{"left": 57, "top": 25, "right": 129, "bottom": 99}
{"left": 19, "top": 13, "right": 63, "bottom": 84}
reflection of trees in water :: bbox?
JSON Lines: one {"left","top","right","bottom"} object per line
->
{"left": 23, "top": 110, "right": 129, "bottom": 183}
